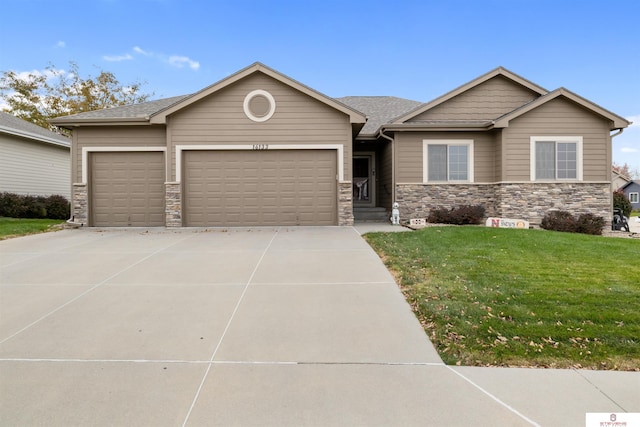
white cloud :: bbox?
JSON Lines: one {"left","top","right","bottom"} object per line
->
{"left": 56, "top": 41, "right": 66, "bottom": 48}
{"left": 626, "top": 114, "right": 640, "bottom": 128}
{"left": 103, "top": 53, "right": 134, "bottom": 62}
{"left": 168, "top": 55, "right": 200, "bottom": 71}
{"left": 133, "top": 46, "right": 151, "bottom": 56}
{"left": 621, "top": 147, "right": 639, "bottom": 153}
{"left": 12, "top": 68, "right": 66, "bottom": 82}
{"left": 114, "top": 46, "right": 201, "bottom": 71}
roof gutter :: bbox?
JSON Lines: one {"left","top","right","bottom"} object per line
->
{"left": 0, "top": 125, "right": 70, "bottom": 148}
{"left": 49, "top": 117, "right": 151, "bottom": 127}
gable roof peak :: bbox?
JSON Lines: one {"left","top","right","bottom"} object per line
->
{"left": 149, "top": 62, "right": 366, "bottom": 125}
{"left": 493, "top": 86, "right": 631, "bottom": 130}
{"left": 393, "top": 66, "right": 549, "bottom": 124}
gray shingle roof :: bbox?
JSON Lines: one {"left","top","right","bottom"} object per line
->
{"left": 50, "top": 93, "right": 418, "bottom": 137}
{"left": 0, "top": 111, "right": 70, "bottom": 147}
{"left": 336, "top": 96, "right": 423, "bottom": 135}
{"left": 49, "top": 95, "right": 190, "bottom": 122}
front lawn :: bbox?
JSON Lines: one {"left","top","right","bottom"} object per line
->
{"left": 0, "top": 217, "right": 65, "bottom": 240}
{"left": 365, "top": 227, "right": 639, "bottom": 370}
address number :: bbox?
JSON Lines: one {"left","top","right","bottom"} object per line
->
{"left": 252, "top": 144, "right": 269, "bottom": 150}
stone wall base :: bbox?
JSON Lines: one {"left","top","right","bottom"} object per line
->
{"left": 396, "top": 182, "right": 611, "bottom": 225}
{"left": 165, "top": 182, "right": 182, "bottom": 227}
{"left": 338, "top": 182, "right": 354, "bottom": 226}
{"left": 71, "top": 183, "right": 88, "bottom": 226}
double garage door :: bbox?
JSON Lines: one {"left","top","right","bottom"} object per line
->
{"left": 90, "top": 149, "right": 337, "bottom": 227}
{"left": 183, "top": 150, "right": 337, "bottom": 226}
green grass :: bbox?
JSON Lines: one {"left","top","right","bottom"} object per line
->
{"left": 365, "top": 227, "right": 640, "bottom": 370}
{"left": 0, "top": 217, "right": 65, "bottom": 240}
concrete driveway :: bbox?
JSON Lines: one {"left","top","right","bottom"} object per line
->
{"left": 1, "top": 227, "right": 637, "bottom": 426}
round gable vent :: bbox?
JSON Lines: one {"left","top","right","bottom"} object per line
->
{"left": 243, "top": 89, "right": 276, "bottom": 122}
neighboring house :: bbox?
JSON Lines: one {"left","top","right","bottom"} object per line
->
{"left": 621, "top": 181, "right": 640, "bottom": 210}
{"left": 50, "top": 63, "right": 630, "bottom": 227}
{"left": 0, "top": 111, "right": 71, "bottom": 199}
{"left": 612, "top": 169, "right": 631, "bottom": 191}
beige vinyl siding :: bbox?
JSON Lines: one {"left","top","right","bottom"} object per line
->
{"left": 0, "top": 135, "right": 70, "bottom": 198}
{"left": 167, "top": 72, "right": 352, "bottom": 181}
{"left": 409, "top": 76, "right": 539, "bottom": 121}
{"left": 72, "top": 126, "right": 166, "bottom": 183}
{"left": 494, "top": 129, "right": 503, "bottom": 182}
{"left": 501, "top": 98, "right": 612, "bottom": 181}
{"left": 395, "top": 132, "right": 497, "bottom": 183}
{"left": 379, "top": 142, "right": 393, "bottom": 209}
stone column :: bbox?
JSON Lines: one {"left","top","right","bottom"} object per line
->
{"left": 165, "top": 182, "right": 182, "bottom": 227}
{"left": 338, "top": 182, "right": 354, "bottom": 226}
{"left": 72, "top": 183, "right": 88, "bottom": 226}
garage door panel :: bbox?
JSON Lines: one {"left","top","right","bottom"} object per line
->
{"left": 184, "top": 150, "right": 337, "bottom": 226}
{"left": 90, "top": 152, "right": 165, "bottom": 227}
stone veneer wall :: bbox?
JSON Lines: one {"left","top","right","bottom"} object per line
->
{"left": 395, "top": 182, "right": 611, "bottom": 225}
{"left": 496, "top": 182, "right": 611, "bottom": 225}
{"left": 72, "top": 183, "right": 88, "bottom": 225}
{"left": 395, "top": 184, "right": 499, "bottom": 220}
{"left": 165, "top": 182, "right": 182, "bottom": 227}
{"left": 338, "top": 182, "right": 354, "bottom": 226}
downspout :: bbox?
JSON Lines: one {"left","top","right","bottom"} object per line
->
{"left": 378, "top": 127, "right": 396, "bottom": 207}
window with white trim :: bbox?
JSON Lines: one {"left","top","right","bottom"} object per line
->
{"left": 629, "top": 192, "right": 639, "bottom": 204}
{"left": 423, "top": 140, "right": 474, "bottom": 182}
{"left": 530, "top": 136, "right": 583, "bottom": 181}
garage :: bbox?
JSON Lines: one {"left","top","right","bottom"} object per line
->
{"left": 183, "top": 149, "right": 337, "bottom": 226}
{"left": 90, "top": 151, "right": 165, "bottom": 226}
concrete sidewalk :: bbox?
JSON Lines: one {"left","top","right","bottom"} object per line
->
{"left": 1, "top": 227, "right": 638, "bottom": 426}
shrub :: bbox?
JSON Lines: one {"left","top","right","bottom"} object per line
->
{"left": 0, "top": 192, "right": 69, "bottom": 219}
{"left": 541, "top": 210, "right": 605, "bottom": 235}
{"left": 45, "top": 195, "right": 71, "bottom": 219}
{"left": 613, "top": 190, "right": 632, "bottom": 217}
{"left": 575, "top": 213, "right": 605, "bottom": 235}
{"left": 0, "top": 192, "right": 24, "bottom": 218}
{"left": 427, "top": 205, "right": 485, "bottom": 225}
{"left": 23, "top": 195, "right": 47, "bottom": 218}
{"left": 541, "top": 211, "right": 577, "bottom": 233}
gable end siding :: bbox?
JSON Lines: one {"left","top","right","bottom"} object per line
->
{"left": 501, "top": 98, "right": 612, "bottom": 181}
{"left": 167, "top": 72, "right": 352, "bottom": 181}
{"left": 408, "top": 76, "right": 540, "bottom": 121}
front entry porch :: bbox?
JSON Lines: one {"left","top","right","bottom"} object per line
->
{"left": 353, "top": 142, "right": 392, "bottom": 222}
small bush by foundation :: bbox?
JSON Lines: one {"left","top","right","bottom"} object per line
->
{"left": 541, "top": 210, "right": 604, "bottom": 235}
{"left": 427, "top": 205, "right": 485, "bottom": 225}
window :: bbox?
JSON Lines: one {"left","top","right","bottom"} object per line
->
{"left": 423, "top": 140, "right": 474, "bottom": 182}
{"left": 530, "top": 136, "right": 582, "bottom": 181}
{"left": 630, "top": 192, "right": 639, "bottom": 204}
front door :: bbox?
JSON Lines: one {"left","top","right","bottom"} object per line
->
{"left": 353, "top": 153, "right": 375, "bottom": 207}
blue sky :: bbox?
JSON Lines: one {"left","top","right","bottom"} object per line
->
{"left": 1, "top": 0, "right": 639, "bottom": 173}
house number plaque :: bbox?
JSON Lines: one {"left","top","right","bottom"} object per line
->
{"left": 252, "top": 144, "right": 269, "bottom": 150}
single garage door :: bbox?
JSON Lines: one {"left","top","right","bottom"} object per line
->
{"left": 184, "top": 149, "right": 337, "bottom": 226}
{"left": 90, "top": 151, "right": 165, "bottom": 226}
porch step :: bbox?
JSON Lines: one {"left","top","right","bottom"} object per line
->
{"left": 354, "top": 207, "right": 389, "bottom": 222}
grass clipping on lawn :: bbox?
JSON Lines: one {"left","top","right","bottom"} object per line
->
{"left": 365, "top": 227, "right": 639, "bottom": 371}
